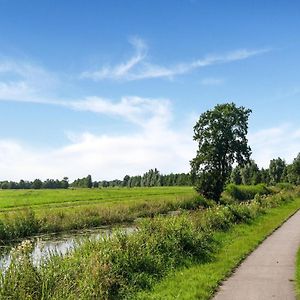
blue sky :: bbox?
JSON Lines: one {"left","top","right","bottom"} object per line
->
{"left": 0, "top": 0, "right": 300, "bottom": 180}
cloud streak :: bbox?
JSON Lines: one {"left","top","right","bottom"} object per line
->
{"left": 0, "top": 59, "right": 190, "bottom": 180}
{"left": 1, "top": 60, "right": 300, "bottom": 180}
{"left": 0, "top": 57, "right": 171, "bottom": 129}
{"left": 81, "top": 38, "right": 271, "bottom": 81}
{"left": 0, "top": 92, "right": 171, "bottom": 130}
{"left": 83, "top": 37, "right": 147, "bottom": 80}
{"left": 3, "top": 54, "right": 300, "bottom": 182}
{"left": 67, "top": 96, "right": 171, "bottom": 128}
{"left": 0, "top": 58, "right": 59, "bottom": 104}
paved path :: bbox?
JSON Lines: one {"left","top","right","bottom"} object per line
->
{"left": 212, "top": 209, "right": 300, "bottom": 300}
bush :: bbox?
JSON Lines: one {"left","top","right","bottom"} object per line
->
{"left": 181, "top": 195, "right": 215, "bottom": 209}
{"left": 223, "top": 184, "right": 271, "bottom": 202}
{"left": 276, "top": 182, "right": 294, "bottom": 191}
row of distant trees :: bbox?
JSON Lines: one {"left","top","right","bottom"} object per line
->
{"left": 230, "top": 154, "right": 300, "bottom": 186}
{"left": 1, "top": 154, "right": 299, "bottom": 190}
{"left": 99, "top": 169, "right": 191, "bottom": 188}
{"left": 0, "top": 177, "right": 70, "bottom": 190}
{"left": 72, "top": 169, "right": 191, "bottom": 188}
{"left": 0, "top": 169, "right": 191, "bottom": 189}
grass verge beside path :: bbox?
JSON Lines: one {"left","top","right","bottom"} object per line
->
{"left": 137, "top": 197, "right": 300, "bottom": 300}
{"left": 296, "top": 248, "right": 300, "bottom": 299}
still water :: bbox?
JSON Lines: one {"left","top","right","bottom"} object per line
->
{"left": 0, "top": 225, "right": 135, "bottom": 270}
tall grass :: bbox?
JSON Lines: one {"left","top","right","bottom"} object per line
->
{"left": 0, "top": 187, "right": 195, "bottom": 210}
{"left": 0, "top": 191, "right": 296, "bottom": 299}
{"left": 0, "top": 208, "right": 39, "bottom": 243}
{"left": 0, "top": 195, "right": 204, "bottom": 243}
{"left": 138, "top": 196, "right": 300, "bottom": 300}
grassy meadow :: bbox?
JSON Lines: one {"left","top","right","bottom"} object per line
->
{"left": 0, "top": 189, "right": 299, "bottom": 299}
{"left": 0, "top": 187, "right": 195, "bottom": 211}
{"left": 0, "top": 187, "right": 199, "bottom": 241}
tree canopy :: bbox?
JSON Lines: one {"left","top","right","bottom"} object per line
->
{"left": 269, "top": 158, "right": 286, "bottom": 185}
{"left": 191, "top": 102, "right": 252, "bottom": 201}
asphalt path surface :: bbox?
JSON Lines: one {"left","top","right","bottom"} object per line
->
{"left": 213, "top": 209, "right": 300, "bottom": 300}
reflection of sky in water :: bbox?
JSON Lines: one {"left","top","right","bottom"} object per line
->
{"left": 0, "top": 226, "right": 135, "bottom": 270}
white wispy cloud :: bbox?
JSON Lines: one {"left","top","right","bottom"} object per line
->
{"left": 0, "top": 60, "right": 193, "bottom": 180}
{"left": 0, "top": 59, "right": 57, "bottom": 86}
{"left": 0, "top": 58, "right": 58, "bottom": 103}
{"left": 0, "top": 81, "right": 35, "bottom": 101}
{"left": 67, "top": 96, "right": 171, "bottom": 128}
{"left": 0, "top": 57, "right": 173, "bottom": 129}
{"left": 81, "top": 37, "right": 147, "bottom": 80}
{"left": 81, "top": 38, "right": 271, "bottom": 81}
{"left": 0, "top": 92, "right": 171, "bottom": 130}
{"left": 2, "top": 56, "right": 300, "bottom": 181}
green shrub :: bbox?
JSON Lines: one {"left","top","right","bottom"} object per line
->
{"left": 180, "top": 195, "right": 215, "bottom": 209}
{"left": 276, "top": 182, "right": 294, "bottom": 191}
{"left": 223, "top": 184, "right": 271, "bottom": 202}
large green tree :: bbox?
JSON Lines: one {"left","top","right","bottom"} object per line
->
{"left": 191, "top": 103, "right": 252, "bottom": 201}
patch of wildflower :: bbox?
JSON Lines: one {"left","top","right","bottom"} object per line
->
{"left": 10, "top": 240, "right": 33, "bottom": 263}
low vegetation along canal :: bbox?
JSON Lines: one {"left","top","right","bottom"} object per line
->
{"left": 0, "top": 225, "right": 135, "bottom": 270}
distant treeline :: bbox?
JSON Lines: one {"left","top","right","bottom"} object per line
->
{"left": 0, "top": 169, "right": 191, "bottom": 189}
{"left": 229, "top": 153, "right": 300, "bottom": 186}
{"left": 0, "top": 177, "right": 70, "bottom": 190}
{"left": 1, "top": 152, "right": 299, "bottom": 190}
{"left": 72, "top": 169, "right": 191, "bottom": 188}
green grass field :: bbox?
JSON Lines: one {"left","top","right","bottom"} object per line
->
{"left": 0, "top": 187, "right": 195, "bottom": 211}
{"left": 0, "top": 187, "right": 198, "bottom": 241}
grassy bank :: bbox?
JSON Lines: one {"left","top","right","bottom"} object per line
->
{"left": 0, "top": 187, "right": 199, "bottom": 242}
{"left": 138, "top": 196, "right": 300, "bottom": 300}
{"left": 296, "top": 248, "right": 300, "bottom": 299}
{"left": 0, "top": 191, "right": 298, "bottom": 299}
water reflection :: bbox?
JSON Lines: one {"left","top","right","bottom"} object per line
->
{"left": 0, "top": 225, "right": 135, "bottom": 270}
